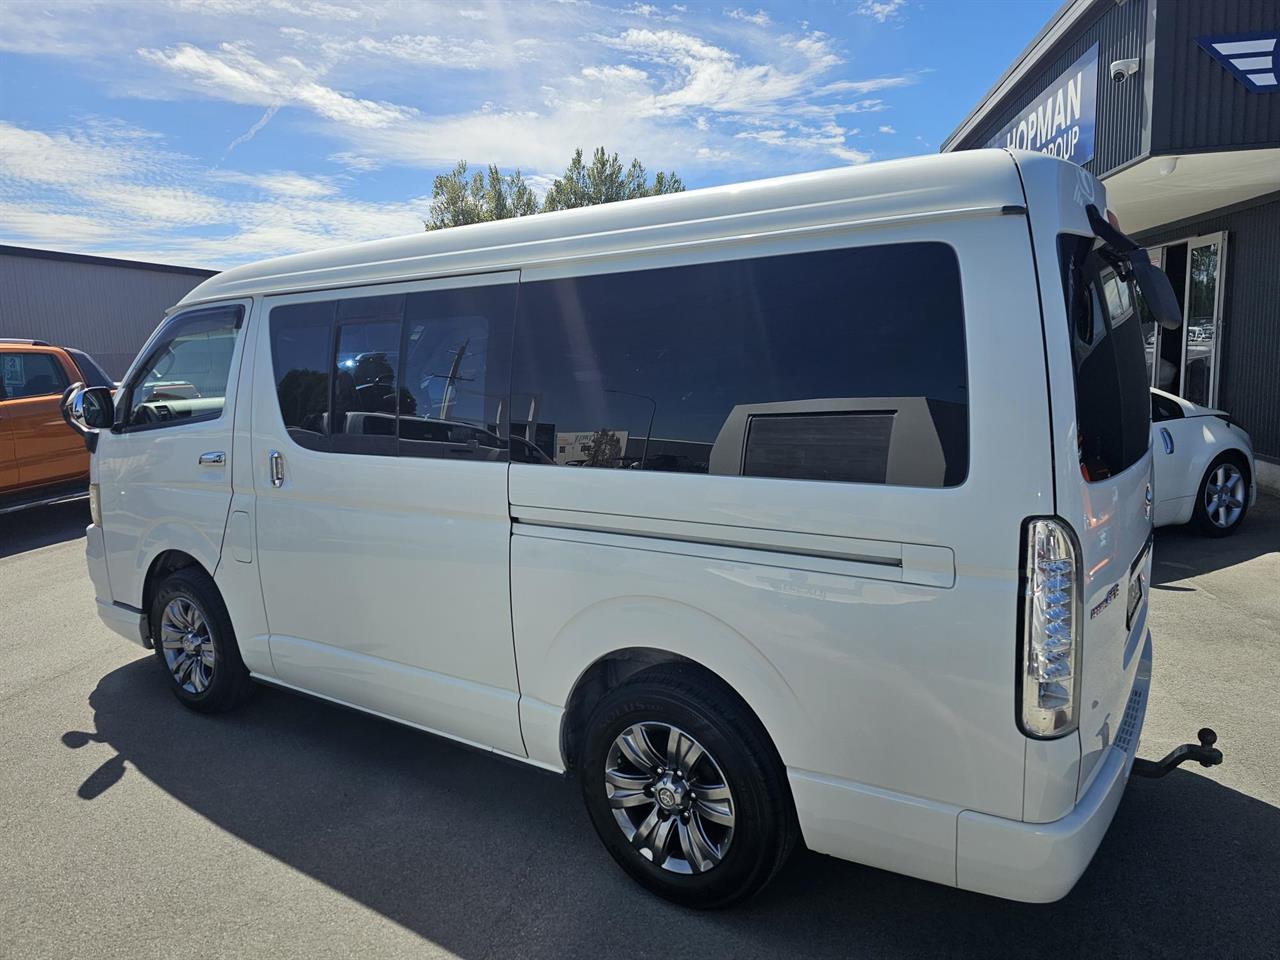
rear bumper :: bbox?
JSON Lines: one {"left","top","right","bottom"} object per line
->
{"left": 86, "top": 523, "right": 148, "bottom": 648}
{"left": 955, "top": 630, "right": 1152, "bottom": 902}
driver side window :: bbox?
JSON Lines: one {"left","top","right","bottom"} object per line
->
{"left": 126, "top": 305, "right": 242, "bottom": 429}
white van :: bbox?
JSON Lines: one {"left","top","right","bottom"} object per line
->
{"left": 67, "top": 150, "right": 1215, "bottom": 908}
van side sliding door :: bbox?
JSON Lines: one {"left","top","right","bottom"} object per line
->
{"left": 251, "top": 272, "right": 525, "bottom": 757}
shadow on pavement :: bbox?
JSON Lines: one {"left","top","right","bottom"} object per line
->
{"left": 1152, "top": 493, "right": 1278, "bottom": 587}
{"left": 65, "top": 658, "right": 1280, "bottom": 959}
{"left": 0, "top": 499, "right": 89, "bottom": 560}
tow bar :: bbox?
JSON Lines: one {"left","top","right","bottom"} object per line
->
{"left": 1131, "top": 728, "right": 1223, "bottom": 779}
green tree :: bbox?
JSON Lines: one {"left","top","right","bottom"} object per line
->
{"left": 542, "top": 147, "right": 684, "bottom": 212}
{"left": 424, "top": 161, "right": 539, "bottom": 231}
{"left": 425, "top": 148, "right": 684, "bottom": 230}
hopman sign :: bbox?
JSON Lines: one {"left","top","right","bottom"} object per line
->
{"left": 988, "top": 44, "right": 1099, "bottom": 166}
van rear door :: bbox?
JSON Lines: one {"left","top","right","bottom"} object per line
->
{"left": 1055, "top": 230, "right": 1159, "bottom": 797}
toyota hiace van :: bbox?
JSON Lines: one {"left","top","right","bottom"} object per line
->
{"left": 67, "top": 150, "right": 1212, "bottom": 907}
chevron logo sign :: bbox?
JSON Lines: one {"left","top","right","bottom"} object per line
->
{"left": 1197, "top": 32, "right": 1279, "bottom": 92}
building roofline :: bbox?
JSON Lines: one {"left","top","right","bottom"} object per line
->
{"left": 0, "top": 243, "right": 216, "bottom": 278}
{"left": 941, "top": 0, "right": 1104, "bottom": 153}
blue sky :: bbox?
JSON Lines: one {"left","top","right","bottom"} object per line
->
{"left": 0, "top": 0, "right": 1058, "bottom": 268}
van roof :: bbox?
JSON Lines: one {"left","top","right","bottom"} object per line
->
{"left": 179, "top": 149, "right": 1031, "bottom": 308}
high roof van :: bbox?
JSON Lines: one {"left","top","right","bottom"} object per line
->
{"left": 66, "top": 149, "right": 1213, "bottom": 907}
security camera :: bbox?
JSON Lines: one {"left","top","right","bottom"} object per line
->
{"left": 1111, "top": 58, "right": 1139, "bottom": 83}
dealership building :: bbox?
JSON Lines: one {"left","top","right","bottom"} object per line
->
{"left": 944, "top": 0, "right": 1280, "bottom": 487}
{"left": 0, "top": 245, "right": 214, "bottom": 379}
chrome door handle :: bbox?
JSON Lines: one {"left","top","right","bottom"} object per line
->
{"left": 268, "top": 449, "right": 284, "bottom": 488}
{"left": 198, "top": 451, "right": 226, "bottom": 466}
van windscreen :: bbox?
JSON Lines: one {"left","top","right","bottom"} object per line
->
{"left": 1059, "top": 234, "right": 1152, "bottom": 481}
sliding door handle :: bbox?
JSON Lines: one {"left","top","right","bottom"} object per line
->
{"left": 268, "top": 449, "right": 284, "bottom": 488}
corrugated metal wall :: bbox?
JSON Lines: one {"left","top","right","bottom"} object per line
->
{"left": 1152, "top": 0, "right": 1280, "bottom": 154}
{"left": 0, "top": 252, "right": 212, "bottom": 378}
{"left": 1137, "top": 191, "right": 1280, "bottom": 460}
{"left": 953, "top": 0, "right": 1149, "bottom": 176}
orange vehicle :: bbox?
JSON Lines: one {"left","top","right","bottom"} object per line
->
{"left": 1, "top": 339, "right": 114, "bottom": 514}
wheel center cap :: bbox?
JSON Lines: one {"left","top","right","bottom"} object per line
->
{"left": 182, "top": 633, "right": 200, "bottom": 656}
{"left": 654, "top": 776, "right": 687, "bottom": 810}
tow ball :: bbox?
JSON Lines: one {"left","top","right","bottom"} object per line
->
{"left": 1131, "top": 728, "right": 1223, "bottom": 779}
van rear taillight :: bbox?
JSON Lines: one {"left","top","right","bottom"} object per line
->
{"left": 1019, "top": 518, "right": 1081, "bottom": 738}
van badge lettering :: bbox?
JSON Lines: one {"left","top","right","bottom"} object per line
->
{"left": 1090, "top": 583, "right": 1121, "bottom": 619}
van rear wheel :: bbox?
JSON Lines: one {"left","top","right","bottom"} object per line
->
{"left": 150, "top": 567, "right": 252, "bottom": 713}
{"left": 579, "top": 667, "right": 797, "bottom": 908}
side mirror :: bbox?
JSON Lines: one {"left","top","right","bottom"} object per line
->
{"left": 82, "top": 385, "right": 115, "bottom": 428}
{"left": 61, "top": 383, "right": 115, "bottom": 451}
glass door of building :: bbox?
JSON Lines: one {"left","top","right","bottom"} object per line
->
{"left": 1144, "top": 232, "right": 1227, "bottom": 407}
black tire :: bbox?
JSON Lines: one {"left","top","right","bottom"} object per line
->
{"left": 149, "top": 566, "right": 253, "bottom": 713}
{"left": 579, "top": 666, "right": 797, "bottom": 908}
{"left": 1191, "top": 452, "right": 1250, "bottom": 538}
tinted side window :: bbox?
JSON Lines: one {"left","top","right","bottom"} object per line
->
{"left": 1059, "top": 235, "right": 1151, "bottom": 481}
{"left": 1150, "top": 392, "right": 1183, "bottom": 423}
{"left": 271, "top": 301, "right": 336, "bottom": 451}
{"left": 1, "top": 352, "right": 67, "bottom": 399}
{"left": 399, "top": 284, "right": 515, "bottom": 461}
{"left": 270, "top": 284, "right": 515, "bottom": 460}
{"left": 511, "top": 243, "right": 967, "bottom": 487}
{"left": 332, "top": 295, "right": 404, "bottom": 457}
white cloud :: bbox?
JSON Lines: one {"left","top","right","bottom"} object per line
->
{"left": 726, "top": 8, "right": 771, "bottom": 26}
{"left": 0, "top": 119, "right": 425, "bottom": 268}
{"left": 138, "top": 43, "right": 414, "bottom": 127}
{"left": 210, "top": 170, "right": 341, "bottom": 198}
{"left": 0, "top": 0, "right": 932, "bottom": 263}
{"left": 856, "top": 1, "right": 907, "bottom": 24}
{"left": 625, "top": 3, "right": 680, "bottom": 19}
{"left": 878, "top": 124, "right": 896, "bottom": 133}
{"left": 333, "top": 33, "right": 508, "bottom": 69}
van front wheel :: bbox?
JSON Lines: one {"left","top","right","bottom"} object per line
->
{"left": 579, "top": 667, "right": 797, "bottom": 908}
{"left": 150, "top": 567, "right": 252, "bottom": 713}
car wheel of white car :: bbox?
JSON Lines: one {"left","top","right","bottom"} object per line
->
{"left": 1193, "top": 453, "right": 1249, "bottom": 538}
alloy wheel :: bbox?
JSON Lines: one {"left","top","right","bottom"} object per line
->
{"left": 604, "top": 722, "right": 735, "bottom": 874}
{"left": 159, "top": 596, "right": 216, "bottom": 694}
{"left": 1204, "top": 462, "right": 1245, "bottom": 529}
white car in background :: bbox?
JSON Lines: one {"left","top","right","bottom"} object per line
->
{"left": 1151, "top": 388, "right": 1256, "bottom": 536}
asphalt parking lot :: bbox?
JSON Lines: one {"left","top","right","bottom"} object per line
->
{"left": 2, "top": 498, "right": 1278, "bottom": 959}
